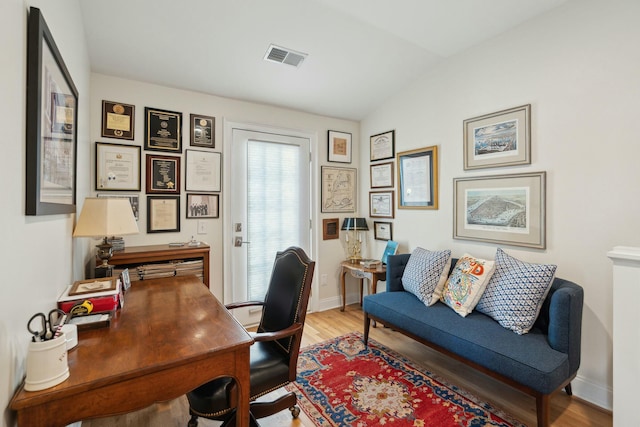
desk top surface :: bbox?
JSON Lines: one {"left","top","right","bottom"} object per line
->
{"left": 11, "top": 275, "right": 252, "bottom": 409}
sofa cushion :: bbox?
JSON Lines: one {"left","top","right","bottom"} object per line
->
{"left": 441, "top": 254, "right": 495, "bottom": 317}
{"left": 401, "top": 247, "right": 451, "bottom": 306}
{"left": 363, "top": 291, "right": 570, "bottom": 394}
{"left": 476, "top": 248, "right": 557, "bottom": 335}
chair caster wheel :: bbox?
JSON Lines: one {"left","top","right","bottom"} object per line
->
{"left": 290, "top": 405, "right": 300, "bottom": 418}
{"left": 187, "top": 414, "right": 198, "bottom": 427}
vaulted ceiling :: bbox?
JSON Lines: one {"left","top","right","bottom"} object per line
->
{"left": 80, "top": 0, "right": 567, "bottom": 121}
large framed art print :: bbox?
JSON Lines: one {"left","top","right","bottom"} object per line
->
{"left": 453, "top": 171, "right": 546, "bottom": 249}
{"left": 26, "top": 7, "right": 79, "bottom": 215}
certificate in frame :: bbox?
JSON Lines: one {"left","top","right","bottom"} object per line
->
{"left": 453, "top": 172, "right": 546, "bottom": 249}
{"left": 397, "top": 146, "right": 439, "bottom": 210}
{"left": 185, "top": 150, "right": 221, "bottom": 192}
{"left": 95, "top": 142, "right": 141, "bottom": 191}
{"left": 328, "top": 130, "right": 352, "bottom": 163}
{"left": 373, "top": 221, "right": 393, "bottom": 241}
{"left": 369, "top": 191, "right": 395, "bottom": 218}
{"left": 190, "top": 114, "right": 215, "bottom": 148}
{"left": 101, "top": 100, "right": 135, "bottom": 140}
{"left": 145, "top": 107, "right": 182, "bottom": 153}
{"left": 147, "top": 196, "right": 180, "bottom": 233}
{"left": 146, "top": 154, "right": 180, "bottom": 194}
{"left": 370, "top": 161, "right": 394, "bottom": 188}
{"left": 370, "top": 130, "right": 395, "bottom": 162}
{"left": 186, "top": 193, "right": 219, "bottom": 218}
{"left": 26, "top": 7, "right": 78, "bottom": 215}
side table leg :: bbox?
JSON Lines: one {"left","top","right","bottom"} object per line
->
{"left": 340, "top": 269, "right": 347, "bottom": 311}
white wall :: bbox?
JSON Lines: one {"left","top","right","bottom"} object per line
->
{"left": 361, "top": 0, "right": 640, "bottom": 410}
{"left": 89, "top": 74, "right": 359, "bottom": 307}
{"left": 0, "top": 0, "right": 91, "bottom": 426}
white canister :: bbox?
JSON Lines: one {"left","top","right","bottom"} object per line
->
{"left": 24, "top": 333, "right": 69, "bottom": 391}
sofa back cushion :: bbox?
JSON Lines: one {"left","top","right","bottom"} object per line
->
{"left": 401, "top": 247, "right": 451, "bottom": 306}
{"left": 476, "top": 248, "right": 556, "bottom": 334}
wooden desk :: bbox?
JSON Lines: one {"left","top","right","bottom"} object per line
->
{"left": 10, "top": 276, "right": 253, "bottom": 427}
{"left": 340, "top": 261, "right": 386, "bottom": 311}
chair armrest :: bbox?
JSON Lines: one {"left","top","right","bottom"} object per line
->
{"left": 225, "top": 301, "right": 265, "bottom": 310}
{"left": 252, "top": 323, "right": 303, "bottom": 342}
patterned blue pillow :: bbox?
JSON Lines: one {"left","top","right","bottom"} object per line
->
{"left": 401, "top": 247, "right": 452, "bottom": 306}
{"left": 476, "top": 248, "right": 557, "bottom": 335}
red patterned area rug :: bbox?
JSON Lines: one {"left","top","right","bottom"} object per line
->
{"left": 286, "top": 332, "right": 524, "bottom": 427}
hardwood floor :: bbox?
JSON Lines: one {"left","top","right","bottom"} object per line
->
{"left": 83, "top": 305, "right": 611, "bottom": 427}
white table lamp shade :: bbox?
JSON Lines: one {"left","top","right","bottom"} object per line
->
{"left": 73, "top": 198, "right": 139, "bottom": 238}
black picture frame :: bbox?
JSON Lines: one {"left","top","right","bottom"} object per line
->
{"left": 101, "top": 100, "right": 135, "bottom": 140}
{"left": 146, "top": 154, "right": 180, "bottom": 194}
{"left": 144, "top": 107, "right": 182, "bottom": 153}
{"left": 190, "top": 114, "right": 215, "bottom": 148}
{"left": 147, "top": 196, "right": 180, "bottom": 233}
{"left": 186, "top": 193, "right": 219, "bottom": 218}
{"left": 26, "top": 7, "right": 79, "bottom": 215}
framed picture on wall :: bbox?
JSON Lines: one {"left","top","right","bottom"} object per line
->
{"left": 146, "top": 154, "right": 180, "bottom": 194}
{"left": 453, "top": 171, "right": 546, "bottom": 249}
{"left": 370, "top": 130, "right": 395, "bottom": 162}
{"left": 147, "top": 196, "right": 180, "bottom": 233}
{"left": 374, "top": 221, "right": 393, "bottom": 241}
{"left": 96, "top": 142, "right": 141, "bottom": 191}
{"left": 369, "top": 191, "right": 395, "bottom": 218}
{"left": 145, "top": 107, "right": 182, "bottom": 153}
{"left": 186, "top": 193, "right": 219, "bottom": 218}
{"left": 185, "top": 150, "right": 221, "bottom": 192}
{"left": 397, "top": 146, "right": 439, "bottom": 210}
{"left": 463, "top": 104, "right": 531, "bottom": 170}
{"left": 190, "top": 113, "right": 215, "bottom": 148}
{"left": 328, "top": 130, "right": 352, "bottom": 163}
{"left": 322, "top": 218, "right": 339, "bottom": 240}
{"left": 321, "top": 166, "right": 357, "bottom": 213}
{"left": 26, "top": 7, "right": 79, "bottom": 215}
{"left": 101, "top": 100, "right": 135, "bottom": 140}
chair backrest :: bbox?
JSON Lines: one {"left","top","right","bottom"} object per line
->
{"left": 257, "top": 247, "right": 315, "bottom": 359}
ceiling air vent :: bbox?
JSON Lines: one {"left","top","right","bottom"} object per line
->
{"left": 264, "top": 44, "right": 307, "bottom": 68}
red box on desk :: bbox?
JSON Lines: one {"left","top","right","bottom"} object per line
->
{"left": 58, "top": 278, "right": 122, "bottom": 314}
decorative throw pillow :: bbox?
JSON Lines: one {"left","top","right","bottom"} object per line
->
{"left": 441, "top": 254, "right": 495, "bottom": 317}
{"left": 401, "top": 247, "right": 452, "bottom": 306}
{"left": 476, "top": 248, "right": 557, "bottom": 335}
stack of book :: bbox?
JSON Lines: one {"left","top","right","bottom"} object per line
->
{"left": 175, "top": 260, "right": 204, "bottom": 281}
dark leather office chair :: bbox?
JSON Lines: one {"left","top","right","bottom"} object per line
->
{"left": 186, "top": 246, "right": 315, "bottom": 427}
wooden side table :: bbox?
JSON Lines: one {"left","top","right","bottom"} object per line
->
{"left": 340, "top": 261, "right": 386, "bottom": 311}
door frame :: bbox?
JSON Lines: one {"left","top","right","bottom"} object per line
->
{"left": 223, "top": 119, "right": 319, "bottom": 315}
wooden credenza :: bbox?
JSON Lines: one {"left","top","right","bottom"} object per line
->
{"left": 107, "top": 243, "right": 210, "bottom": 288}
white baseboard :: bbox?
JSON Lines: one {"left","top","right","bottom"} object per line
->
{"left": 572, "top": 373, "right": 612, "bottom": 412}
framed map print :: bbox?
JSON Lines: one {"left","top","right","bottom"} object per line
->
{"left": 321, "top": 166, "right": 356, "bottom": 213}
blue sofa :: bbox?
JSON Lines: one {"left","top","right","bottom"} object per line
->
{"left": 363, "top": 254, "right": 584, "bottom": 427}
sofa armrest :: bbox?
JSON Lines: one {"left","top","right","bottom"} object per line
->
{"left": 542, "top": 278, "right": 584, "bottom": 374}
{"left": 385, "top": 254, "right": 411, "bottom": 292}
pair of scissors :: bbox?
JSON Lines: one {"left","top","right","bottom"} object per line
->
{"left": 27, "top": 309, "right": 66, "bottom": 341}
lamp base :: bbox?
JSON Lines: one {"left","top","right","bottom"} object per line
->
{"left": 96, "top": 237, "right": 113, "bottom": 268}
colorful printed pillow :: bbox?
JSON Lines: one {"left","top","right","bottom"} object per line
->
{"left": 401, "top": 247, "right": 452, "bottom": 306}
{"left": 441, "top": 254, "right": 495, "bottom": 317}
{"left": 475, "top": 248, "right": 557, "bottom": 335}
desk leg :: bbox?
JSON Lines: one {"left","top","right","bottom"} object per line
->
{"left": 340, "top": 268, "right": 347, "bottom": 311}
{"left": 235, "top": 346, "right": 251, "bottom": 427}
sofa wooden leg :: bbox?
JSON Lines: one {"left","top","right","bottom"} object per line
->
{"left": 536, "top": 394, "right": 550, "bottom": 427}
{"left": 564, "top": 383, "right": 573, "bottom": 396}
